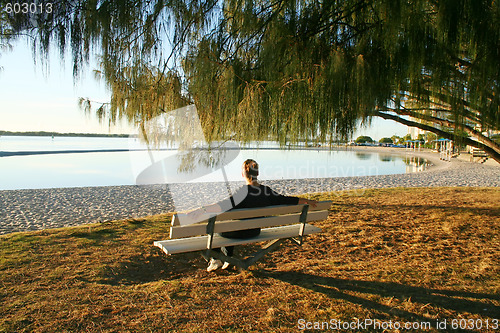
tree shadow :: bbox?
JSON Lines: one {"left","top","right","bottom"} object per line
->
{"left": 97, "top": 243, "right": 273, "bottom": 285}
{"left": 259, "top": 270, "right": 499, "bottom": 322}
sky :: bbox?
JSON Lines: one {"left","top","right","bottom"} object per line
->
{"left": 0, "top": 39, "right": 409, "bottom": 139}
{"left": 0, "top": 39, "right": 132, "bottom": 134}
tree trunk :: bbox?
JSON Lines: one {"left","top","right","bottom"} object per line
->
{"left": 373, "top": 111, "right": 500, "bottom": 164}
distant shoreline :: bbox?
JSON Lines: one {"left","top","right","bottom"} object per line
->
{"left": 0, "top": 130, "right": 133, "bottom": 138}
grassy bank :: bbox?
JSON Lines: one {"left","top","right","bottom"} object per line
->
{"left": 1, "top": 187, "right": 499, "bottom": 332}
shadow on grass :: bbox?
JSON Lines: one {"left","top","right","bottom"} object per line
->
{"left": 97, "top": 243, "right": 269, "bottom": 285}
{"left": 98, "top": 249, "right": 205, "bottom": 285}
{"left": 260, "top": 271, "right": 499, "bottom": 321}
{"left": 68, "top": 228, "right": 120, "bottom": 241}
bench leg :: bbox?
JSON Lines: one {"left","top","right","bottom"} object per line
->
{"left": 202, "top": 235, "right": 309, "bottom": 270}
{"left": 202, "top": 238, "right": 287, "bottom": 270}
{"left": 244, "top": 238, "right": 285, "bottom": 267}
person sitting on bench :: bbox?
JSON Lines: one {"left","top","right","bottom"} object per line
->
{"left": 187, "top": 159, "right": 318, "bottom": 272}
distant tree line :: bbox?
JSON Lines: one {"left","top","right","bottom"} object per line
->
{"left": 354, "top": 132, "right": 482, "bottom": 150}
{"left": 0, "top": 130, "right": 131, "bottom": 138}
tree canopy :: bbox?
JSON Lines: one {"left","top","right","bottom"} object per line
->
{"left": 3, "top": 0, "right": 499, "bottom": 162}
{"left": 355, "top": 136, "right": 374, "bottom": 144}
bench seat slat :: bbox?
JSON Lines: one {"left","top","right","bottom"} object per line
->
{"left": 172, "top": 201, "right": 332, "bottom": 226}
{"left": 155, "top": 223, "right": 322, "bottom": 255}
{"left": 170, "top": 210, "right": 328, "bottom": 239}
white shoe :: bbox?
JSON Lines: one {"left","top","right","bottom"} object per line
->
{"left": 207, "top": 258, "right": 223, "bottom": 272}
{"left": 222, "top": 261, "right": 231, "bottom": 270}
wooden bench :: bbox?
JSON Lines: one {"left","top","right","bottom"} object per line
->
{"left": 154, "top": 201, "right": 332, "bottom": 270}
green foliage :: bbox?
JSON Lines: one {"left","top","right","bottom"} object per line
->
{"left": 379, "top": 137, "right": 393, "bottom": 144}
{"left": 425, "top": 132, "right": 437, "bottom": 143}
{"left": 355, "top": 136, "right": 374, "bottom": 144}
{"left": 3, "top": 0, "right": 500, "bottom": 159}
{"left": 391, "top": 135, "right": 403, "bottom": 145}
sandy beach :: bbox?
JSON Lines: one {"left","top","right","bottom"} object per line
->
{"left": 0, "top": 147, "right": 498, "bottom": 235}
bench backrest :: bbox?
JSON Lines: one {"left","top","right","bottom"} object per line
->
{"left": 169, "top": 201, "right": 331, "bottom": 239}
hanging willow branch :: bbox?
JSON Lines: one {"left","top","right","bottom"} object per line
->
{"left": 3, "top": 0, "right": 499, "bottom": 162}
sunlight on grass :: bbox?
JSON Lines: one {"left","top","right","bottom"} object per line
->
{"left": 0, "top": 187, "right": 499, "bottom": 332}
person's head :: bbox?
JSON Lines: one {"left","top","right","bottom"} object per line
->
{"left": 242, "top": 159, "right": 259, "bottom": 183}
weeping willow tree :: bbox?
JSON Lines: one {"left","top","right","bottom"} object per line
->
{"left": 3, "top": 0, "right": 500, "bottom": 162}
{"left": 182, "top": 0, "right": 500, "bottom": 160}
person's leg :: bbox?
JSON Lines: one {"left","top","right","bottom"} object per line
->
{"left": 207, "top": 248, "right": 223, "bottom": 272}
{"left": 219, "top": 229, "right": 260, "bottom": 269}
{"left": 209, "top": 229, "right": 260, "bottom": 271}
{"left": 222, "top": 246, "right": 234, "bottom": 257}
{"left": 220, "top": 246, "right": 233, "bottom": 270}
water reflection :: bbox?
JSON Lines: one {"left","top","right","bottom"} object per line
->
{"left": 0, "top": 145, "right": 432, "bottom": 190}
{"left": 379, "top": 154, "right": 397, "bottom": 162}
{"left": 135, "top": 142, "right": 240, "bottom": 184}
{"left": 355, "top": 152, "right": 372, "bottom": 160}
{"left": 403, "top": 156, "right": 431, "bottom": 173}
{"left": 1, "top": 104, "right": 432, "bottom": 191}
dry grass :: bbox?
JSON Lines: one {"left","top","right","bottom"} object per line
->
{"left": 0, "top": 187, "right": 499, "bottom": 332}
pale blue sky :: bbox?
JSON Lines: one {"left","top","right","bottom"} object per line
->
{"left": 0, "top": 39, "right": 132, "bottom": 134}
{"left": 0, "top": 39, "right": 408, "bottom": 139}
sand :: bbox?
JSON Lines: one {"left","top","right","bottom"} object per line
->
{"left": 1, "top": 148, "right": 498, "bottom": 235}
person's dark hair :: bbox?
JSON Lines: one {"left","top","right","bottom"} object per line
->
{"left": 242, "top": 159, "right": 259, "bottom": 181}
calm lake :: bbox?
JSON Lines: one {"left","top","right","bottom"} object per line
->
{"left": 0, "top": 136, "right": 429, "bottom": 190}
